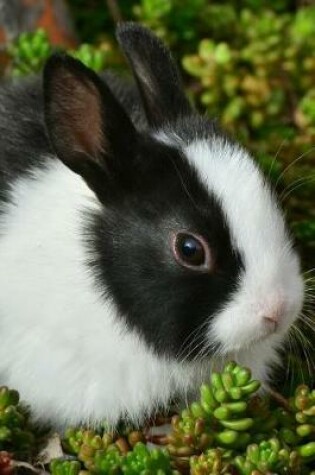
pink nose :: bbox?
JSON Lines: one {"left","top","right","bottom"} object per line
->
{"left": 263, "top": 314, "right": 280, "bottom": 332}
{"left": 261, "top": 298, "right": 286, "bottom": 334}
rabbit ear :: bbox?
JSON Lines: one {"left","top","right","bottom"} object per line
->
{"left": 44, "top": 53, "right": 137, "bottom": 198}
{"left": 116, "top": 22, "right": 191, "bottom": 128}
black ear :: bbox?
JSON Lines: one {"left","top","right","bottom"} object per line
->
{"left": 116, "top": 22, "right": 191, "bottom": 128}
{"left": 43, "top": 53, "right": 137, "bottom": 197}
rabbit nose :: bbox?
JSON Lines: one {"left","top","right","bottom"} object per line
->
{"left": 263, "top": 315, "right": 279, "bottom": 332}
{"left": 261, "top": 299, "right": 286, "bottom": 333}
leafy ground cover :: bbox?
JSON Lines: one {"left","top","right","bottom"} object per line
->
{"left": 1, "top": 362, "right": 315, "bottom": 474}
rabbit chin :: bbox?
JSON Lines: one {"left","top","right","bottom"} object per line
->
{"left": 206, "top": 256, "right": 304, "bottom": 364}
{"left": 203, "top": 278, "right": 304, "bottom": 393}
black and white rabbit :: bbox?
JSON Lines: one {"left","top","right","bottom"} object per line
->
{"left": 0, "top": 23, "right": 304, "bottom": 427}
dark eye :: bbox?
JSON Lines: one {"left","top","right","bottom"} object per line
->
{"left": 172, "top": 232, "right": 213, "bottom": 271}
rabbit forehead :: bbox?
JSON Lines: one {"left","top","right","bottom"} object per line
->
{"left": 156, "top": 131, "right": 289, "bottom": 263}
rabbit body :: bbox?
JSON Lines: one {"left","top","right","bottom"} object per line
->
{"left": 0, "top": 24, "right": 304, "bottom": 427}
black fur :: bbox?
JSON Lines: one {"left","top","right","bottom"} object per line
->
{"left": 0, "top": 23, "right": 243, "bottom": 361}
{"left": 0, "top": 78, "right": 50, "bottom": 205}
{"left": 117, "top": 22, "right": 191, "bottom": 128}
{"left": 44, "top": 53, "right": 141, "bottom": 202}
{"left": 87, "top": 133, "right": 243, "bottom": 358}
{"left": 0, "top": 70, "right": 144, "bottom": 204}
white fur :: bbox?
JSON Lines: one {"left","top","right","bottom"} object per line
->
{"left": 157, "top": 133, "right": 304, "bottom": 381}
{"left": 0, "top": 160, "right": 214, "bottom": 427}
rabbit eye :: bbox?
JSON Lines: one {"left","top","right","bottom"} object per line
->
{"left": 172, "top": 232, "right": 212, "bottom": 271}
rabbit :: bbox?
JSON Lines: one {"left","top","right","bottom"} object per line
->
{"left": 0, "top": 22, "right": 304, "bottom": 428}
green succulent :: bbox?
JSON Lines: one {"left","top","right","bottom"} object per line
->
{"left": 121, "top": 442, "right": 176, "bottom": 475}
{"left": 92, "top": 445, "right": 122, "bottom": 474}
{"left": 57, "top": 436, "right": 177, "bottom": 474}
{"left": 69, "top": 44, "right": 105, "bottom": 72}
{"left": 234, "top": 438, "right": 301, "bottom": 474}
{"left": 291, "top": 385, "right": 315, "bottom": 434}
{"left": 6, "top": 29, "right": 120, "bottom": 79}
{"left": 0, "top": 386, "right": 35, "bottom": 456}
{"left": 7, "top": 29, "right": 52, "bottom": 77}
{"left": 167, "top": 363, "right": 315, "bottom": 472}
{"left": 167, "top": 361, "right": 262, "bottom": 469}
{"left": 50, "top": 459, "right": 81, "bottom": 475}
{"left": 168, "top": 414, "right": 214, "bottom": 457}
{"left": 246, "top": 396, "right": 278, "bottom": 435}
{"left": 190, "top": 448, "right": 234, "bottom": 475}
{"left": 1, "top": 361, "right": 315, "bottom": 473}
{"left": 63, "top": 428, "right": 119, "bottom": 471}
{"left": 178, "top": 364, "right": 258, "bottom": 442}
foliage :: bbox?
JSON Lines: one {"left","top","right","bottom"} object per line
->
{"left": 7, "top": 29, "right": 53, "bottom": 77}
{"left": 180, "top": 7, "right": 315, "bottom": 161}
{"left": 6, "top": 29, "right": 122, "bottom": 77}
{"left": 0, "top": 386, "right": 35, "bottom": 458}
{"left": 0, "top": 362, "right": 314, "bottom": 474}
{"left": 166, "top": 362, "right": 315, "bottom": 472}
{"left": 50, "top": 459, "right": 81, "bottom": 475}
{"left": 53, "top": 429, "right": 177, "bottom": 474}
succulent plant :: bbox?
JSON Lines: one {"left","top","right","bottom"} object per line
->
{"left": 168, "top": 361, "right": 261, "bottom": 465}
{"left": 121, "top": 442, "right": 177, "bottom": 475}
{"left": 50, "top": 459, "right": 81, "bottom": 475}
{"left": 167, "top": 362, "right": 315, "bottom": 473}
{"left": 89, "top": 445, "right": 122, "bottom": 474}
{"left": 234, "top": 438, "right": 301, "bottom": 474}
{"left": 57, "top": 430, "right": 177, "bottom": 474}
{"left": 6, "top": 29, "right": 120, "bottom": 79}
{"left": 0, "top": 361, "right": 314, "bottom": 473}
{"left": 68, "top": 43, "right": 117, "bottom": 72}
{"left": 276, "top": 385, "right": 315, "bottom": 464}
{"left": 190, "top": 448, "right": 235, "bottom": 475}
{"left": 69, "top": 44, "right": 105, "bottom": 71}
{"left": 0, "top": 386, "right": 35, "bottom": 457}
{"left": 7, "top": 29, "right": 52, "bottom": 77}
{"left": 291, "top": 385, "right": 315, "bottom": 435}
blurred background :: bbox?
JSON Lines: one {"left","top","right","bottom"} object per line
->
{"left": 0, "top": 0, "right": 314, "bottom": 389}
